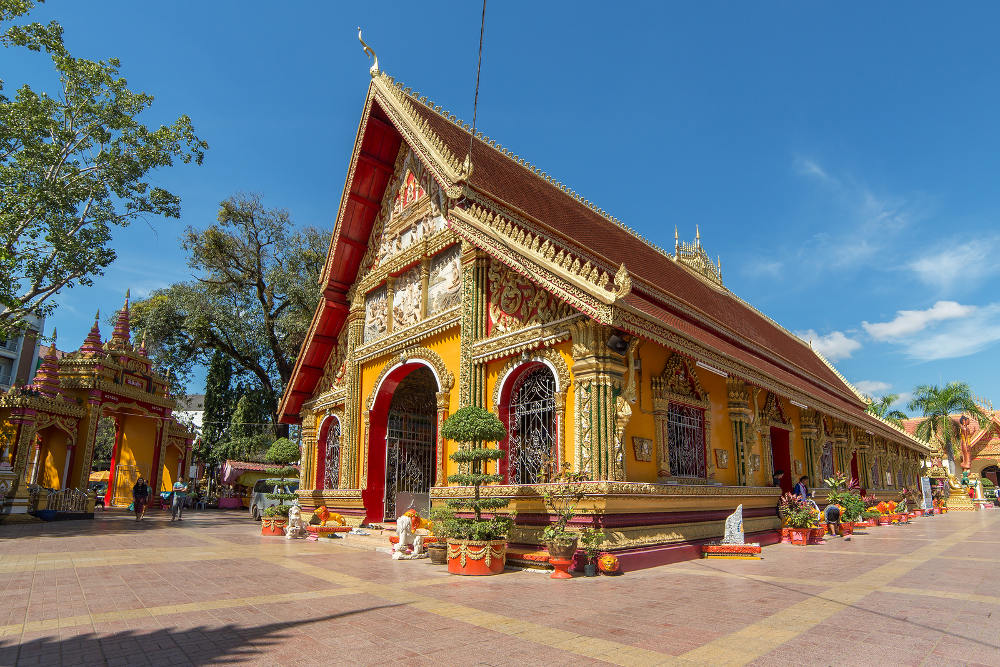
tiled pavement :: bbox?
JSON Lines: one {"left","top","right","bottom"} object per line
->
{"left": 0, "top": 509, "right": 998, "bottom": 666}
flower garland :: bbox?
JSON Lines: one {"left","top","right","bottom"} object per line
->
{"left": 446, "top": 541, "right": 506, "bottom": 567}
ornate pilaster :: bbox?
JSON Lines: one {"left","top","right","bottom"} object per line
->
{"left": 300, "top": 410, "right": 317, "bottom": 490}
{"left": 420, "top": 257, "right": 431, "bottom": 319}
{"left": 435, "top": 391, "right": 450, "bottom": 485}
{"left": 833, "top": 423, "right": 848, "bottom": 480}
{"left": 799, "top": 409, "right": 819, "bottom": 486}
{"left": 459, "top": 243, "right": 488, "bottom": 407}
{"left": 339, "top": 297, "right": 366, "bottom": 490}
{"left": 75, "top": 395, "right": 102, "bottom": 488}
{"left": 727, "top": 378, "right": 752, "bottom": 486}
{"left": 571, "top": 321, "right": 627, "bottom": 480}
{"left": 385, "top": 275, "right": 396, "bottom": 334}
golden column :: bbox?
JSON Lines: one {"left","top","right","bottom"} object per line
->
{"left": 799, "top": 409, "right": 819, "bottom": 486}
{"left": 299, "top": 410, "right": 317, "bottom": 490}
{"left": 571, "top": 321, "right": 628, "bottom": 480}
{"left": 339, "top": 296, "right": 367, "bottom": 490}
{"left": 726, "top": 378, "right": 752, "bottom": 486}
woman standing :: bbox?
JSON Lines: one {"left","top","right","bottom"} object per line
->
{"left": 132, "top": 477, "right": 150, "bottom": 521}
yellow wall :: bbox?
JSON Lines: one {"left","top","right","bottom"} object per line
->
{"left": 113, "top": 415, "right": 157, "bottom": 503}
{"left": 161, "top": 446, "right": 181, "bottom": 492}
{"left": 357, "top": 326, "right": 461, "bottom": 487}
{"left": 37, "top": 428, "right": 69, "bottom": 489}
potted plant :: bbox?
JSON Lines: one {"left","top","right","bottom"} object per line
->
{"left": 579, "top": 527, "right": 604, "bottom": 577}
{"left": 260, "top": 438, "right": 299, "bottom": 536}
{"left": 782, "top": 498, "right": 815, "bottom": 546}
{"left": 826, "top": 474, "right": 864, "bottom": 535}
{"left": 777, "top": 492, "right": 803, "bottom": 542}
{"left": 426, "top": 505, "right": 455, "bottom": 565}
{"left": 440, "top": 406, "right": 512, "bottom": 576}
{"left": 541, "top": 464, "right": 588, "bottom": 560}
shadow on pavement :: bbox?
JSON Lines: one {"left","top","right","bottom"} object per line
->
{"left": 0, "top": 603, "right": 406, "bottom": 666}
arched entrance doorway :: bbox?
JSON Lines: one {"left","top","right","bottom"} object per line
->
{"left": 365, "top": 364, "right": 439, "bottom": 522}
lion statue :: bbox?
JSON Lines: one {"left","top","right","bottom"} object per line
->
{"left": 285, "top": 504, "right": 308, "bottom": 540}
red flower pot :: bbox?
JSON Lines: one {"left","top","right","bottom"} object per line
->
{"left": 809, "top": 527, "right": 826, "bottom": 544}
{"left": 877, "top": 516, "right": 891, "bottom": 526}
{"left": 260, "top": 518, "right": 287, "bottom": 536}
{"left": 446, "top": 539, "right": 506, "bottom": 576}
{"left": 781, "top": 527, "right": 792, "bottom": 543}
{"left": 839, "top": 522, "right": 854, "bottom": 536}
{"left": 789, "top": 529, "right": 810, "bottom": 546}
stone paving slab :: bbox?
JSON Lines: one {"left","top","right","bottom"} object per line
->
{"left": 0, "top": 509, "right": 997, "bottom": 665}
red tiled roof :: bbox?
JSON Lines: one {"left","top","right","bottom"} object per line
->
{"left": 407, "top": 102, "right": 865, "bottom": 410}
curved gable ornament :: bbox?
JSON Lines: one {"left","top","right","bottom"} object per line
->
{"left": 651, "top": 353, "right": 709, "bottom": 409}
{"left": 491, "top": 348, "right": 571, "bottom": 410}
{"left": 366, "top": 346, "right": 455, "bottom": 412}
{"left": 760, "top": 391, "right": 791, "bottom": 429}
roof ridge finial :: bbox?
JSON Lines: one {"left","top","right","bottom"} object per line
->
{"left": 81, "top": 310, "right": 104, "bottom": 355}
{"left": 696, "top": 224, "right": 701, "bottom": 247}
{"left": 357, "top": 27, "right": 379, "bottom": 77}
{"left": 674, "top": 226, "right": 679, "bottom": 258}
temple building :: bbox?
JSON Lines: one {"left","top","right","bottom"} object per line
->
{"left": 903, "top": 403, "right": 1000, "bottom": 486}
{"left": 0, "top": 294, "right": 195, "bottom": 520}
{"left": 279, "top": 67, "right": 928, "bottom": 567}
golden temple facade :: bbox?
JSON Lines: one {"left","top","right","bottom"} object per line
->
{"left": 279, "top": 71, "right": 928, "bottom": 567}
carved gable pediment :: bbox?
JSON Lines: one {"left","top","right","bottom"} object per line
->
{"left": 364, "top": 149, "right": 450, "bottom": 273}
{"left": 486, "top": 258, "right": 575, "bottom": 336}
{"left": 760, "top": 392, "right": 790, "bottom": 426}
{"left": 651, "top": 353, "right": 708, "bottom": 408}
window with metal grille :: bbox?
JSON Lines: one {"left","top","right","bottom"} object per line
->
{"left": 667, "top": 403, "right": 706, "bottom": 478}
{"left": 508, "top": 366, "right": 556, "bottom": 485}
{"left": 323, "top": 418, "right": 341, "bottom": 490}
{"left": 821, "top": 442, "right": 834, "bottom": 480}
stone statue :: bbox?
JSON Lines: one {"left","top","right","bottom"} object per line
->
{"left": 722, "top": 504, "right": 744, "bottom": 545}
{"left": 391, "top": 509, "right": 426, "bottom": 559}
{"left": 285, "top": 504, "right": 308, "bottom": 540}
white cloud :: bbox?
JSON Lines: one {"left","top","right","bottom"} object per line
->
{"left": 855, "top": 380, "right": 891, "bottom": 395}
{"left": 795, "top": 157, "right": 835, "bottom": 184}
{"left": 795, "top": 329, "right": 862, "bottom": 361}
{"left": 744, "top": 260, "right": 783, "bottom": 278}
{"left": 862, "top": 301, "right": 976, "bottom": 341}
{"left": 899, "top": 304, "right": 1000, "bottom": 360}
{"left": 908, "top": 237, "right": 1000, "bottom": 291}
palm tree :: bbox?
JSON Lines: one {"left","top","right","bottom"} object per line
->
{"left": 908, "top": 382, "right": 990, "bottom": 459}
{"left": 865, "top": 394, "right": 908, "bottom": 428}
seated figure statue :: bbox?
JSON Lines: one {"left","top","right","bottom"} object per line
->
{"left": 285, "top": 504, "right": 309, "bottom": 540}
{"left": 391, "top": 508, "right": 427, "bottom": 559}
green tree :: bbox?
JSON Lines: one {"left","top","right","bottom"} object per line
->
{"left": 217, "top": 387, "right": 274, "bottom": 463}
{"left": 865, "top": 394, "right": 908, "bottom": 428}
{"left": 0, "top": 1, "right": 207, "bottom": 336}
{"left": 91, "top": 416, "right": 116, "bottom": 469}
{"left": 131, "top": 194, "right": 325, "bottom": 429}
{"left": 195, "top": 350, "right": 234, "bottom": 465}
{"left": 908, "top": 382, "right": 990, "bottom": 459}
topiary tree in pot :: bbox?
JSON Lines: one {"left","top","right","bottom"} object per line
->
{"left": 439, "top": 405, "right": 512, "bottom": 575}
{"left": 261, "top": 437, "right": 300, "bottom": 536}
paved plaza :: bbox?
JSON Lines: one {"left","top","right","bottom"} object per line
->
{"left": 0, "top": 510, "right": 997, "bottom": 666}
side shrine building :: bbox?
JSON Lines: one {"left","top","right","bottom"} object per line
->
{"left": 0, "top": 295, "right": 195, "bottom": 520}
{"left": 280, "top": 70, "right": 929, "bottom": 567}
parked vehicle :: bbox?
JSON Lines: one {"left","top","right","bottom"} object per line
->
{"left": 249, "top": 479, "right": 299, "bottom": 521}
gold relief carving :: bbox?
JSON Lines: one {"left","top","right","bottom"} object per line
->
{"left": 486, "top": 259, "right": 574, "bottom": 336}
{"left": 447, "top": 203, "right": 615, "bottom": 325}
{"left": 317, "top": 329, "right": 349, "bottom": 394}
{"left": 613, "top": 264, "right": 633, "bottom": 300}
{"left": 364, "top": 286, "right": 388, "bottom": 342}
{"left": 430, "top": 480, "right": 782, "bottom": 499}
{"left": 428, "top": 244, "right": 462, "bottom": 315}
{"left": 633, "top": 437, "right": 653, "bottom": 462}
{"left": 760, "top": 391, "right": 791, "bottom": 428}
{"left": 392, "top": 265, "right": 422, "bottom": 329}
{"left": 651, "top": 354, "right": 708, "bottom": 409}
{"left": 355, "top": 310, "right": 460, "bottom": 362}
{"left": 714, "top": 448, "right": 729, "bottom": 469}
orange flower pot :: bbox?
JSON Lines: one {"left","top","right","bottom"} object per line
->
{"left": 260, "top": 518, "right": 287, "bottom": 536}
{"left": 446, "top": 539, "right": 506, "bottom": 576}
{"left": 839, "top": 522, "right": 854, "bottom": 536}
{"left": 790, "top": 529, "right": 810, "bottom": 545}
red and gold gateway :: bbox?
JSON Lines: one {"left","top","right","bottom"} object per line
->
{"left": 0, "top": 294, "right": 195, "bottom": 520}
{"left": 279, "top": 67, "right": 928, "bottom": 569}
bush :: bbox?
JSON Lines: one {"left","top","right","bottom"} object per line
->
{"left": 262, "top": 438, "right": 300, "bottom": 517}
{"left": 439, "top": 406, "right": 513, "bottom": 541}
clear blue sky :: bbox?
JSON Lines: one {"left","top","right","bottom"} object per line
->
{"left": 8, "top": 1, "right": 1000, "bottom": 412}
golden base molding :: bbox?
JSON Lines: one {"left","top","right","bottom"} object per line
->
{"left": 508, "top": 516, "right": 779, "bottom": 551}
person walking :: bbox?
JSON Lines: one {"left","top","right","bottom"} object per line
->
{"left": 171, "top": 478, "right": 189, "bottom": 522}
{"left": 132, "top": 477, "right": 149, "bottom": 521}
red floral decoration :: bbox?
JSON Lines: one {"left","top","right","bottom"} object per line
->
{"left": 597, "top": 552, "right": 620, "bottom": 573}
